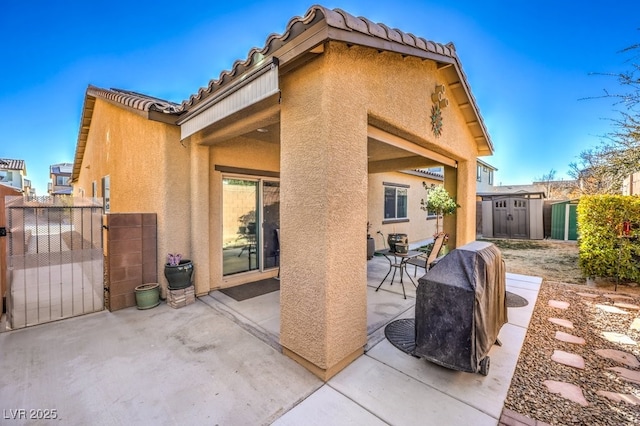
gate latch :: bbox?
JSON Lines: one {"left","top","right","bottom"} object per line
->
{"left": 0, "top": 227, "right": 6, "bottom": 237}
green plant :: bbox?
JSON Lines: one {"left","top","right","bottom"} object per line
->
{"left": 577, "top": 195, "right": 640, "bottom": 281}
{"left": 420, "top": 183, "right": 459, "bottom": 234}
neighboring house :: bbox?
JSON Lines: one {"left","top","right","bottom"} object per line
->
{"left": 0, "top": 158, "right": 28, "bottom": 193}
{"left": 22, "top": 178, "right": 36, "bottom": 197}
{"left": 622, "top": 172, "right": 640, "bottom": 195}
{"left": 70, "top": 5, "right": 494, "bottom": 380}
{"left": 478, "top": 184, "right": 546, "bottom": 240}
{"left": 476, "top": 158, "right": 496, "bottom": 193}
{"left": 48, "top": 163, "right": 73, "bottom": 195}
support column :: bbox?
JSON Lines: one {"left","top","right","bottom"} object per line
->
{"left": 279, "top": 72, "right": 368, "bottom": 380}
{"left": 444, "top": 160, "right": 476, "bottom": 248}
{"left": 443, "top": 165, "right": 458, "bottom": 248}
{"left": 190, "top": 142, "right": 210, "bottom": 295}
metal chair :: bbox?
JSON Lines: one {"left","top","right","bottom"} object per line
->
{"left": 407, "top": 232, "right": 447, "bottom": 277}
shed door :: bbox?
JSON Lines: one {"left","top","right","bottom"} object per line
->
{"left": 510, "top": 198, "right": 528, "bottom": 238}
{"left": 492, "top": 197, "right": 529, "bottom": 239}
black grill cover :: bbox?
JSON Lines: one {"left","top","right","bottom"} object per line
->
{"left": 413, "top": 241, "right": 507, "bottom": 373}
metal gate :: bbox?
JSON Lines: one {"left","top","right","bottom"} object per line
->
{"left": 5, "top": 196, "right": 104, "bottom": 330}
{"left": 492, "top": 196, "right": 529, "bottom": 239}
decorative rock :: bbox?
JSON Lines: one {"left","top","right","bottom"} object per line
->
{"left": 595, "top": 304, "right": 630, "bottom": 314}
{"left": 614, "top": 302, "right": 640, "bottom": 311}
{"left": 595, "top": 349, "right": 640, "bottom": 368}
{"left": 607, "top": 367, "right": 640, "bottom": 385}
{"left": 549, "top": 300, "right": 570, "bottom": 309}
{"left": 555, "top": 331, "right": 586, "bottom": 345}
{"left": 596, "top": 390, "right": 640, "bottom": 405}
{"left": 576, "top": 292, "right": 599, "bottom": 299}
{"left": 551, "top": 350, "right": 585, "bottom": 369}
{"left": 602, "top": 332, "right": 637, "bottom": 345}
{"left": 631, "top": 318, "right": 640, "bottom": 331}
{"left": 543, "top": 380, "right": 589, "bottom": 406}
{"left": 548, "top": 317, "right": 574, "bottom": 328}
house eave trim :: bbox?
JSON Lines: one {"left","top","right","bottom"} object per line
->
{"left": 178, "top": 58, "right": 280, "bottom": 139}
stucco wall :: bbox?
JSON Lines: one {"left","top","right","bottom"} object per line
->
{"left": 367, "top": 172, "right": 440, "bottom": 249}
{"left": 279, "top": 42, "right": 481, "bottom": 378}
{"left": 209, "top": 136, "right": 280, "bottom": 289}
{"left": 74, "top": 99, "right": 189, "bottom": 296}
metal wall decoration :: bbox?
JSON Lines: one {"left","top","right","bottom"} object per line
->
{"left": 430, "top": 84, "right": 449, "bottom": 137}
{"left": 431, "top": 104, "right": 443, "bottom": 137}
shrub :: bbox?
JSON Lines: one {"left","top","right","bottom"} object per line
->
{"left": 577, "top": 195, "right": 640, "bottom": 281}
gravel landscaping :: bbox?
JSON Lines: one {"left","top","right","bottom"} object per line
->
{"left": 495, "top": 238, "right": 640, "bottom": 425}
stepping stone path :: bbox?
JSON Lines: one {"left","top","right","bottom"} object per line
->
{"left": 544, "top": 295, "right": 640, "bottom": 409}
{"left": 613, "top": 302, "right": 640, "bottom": 311}
{"left": 576, "top": 292, "right": 599, "bottom": 299}
{"left": 595, "top": 349, "right": 640, "bottom": 368}
{"left": 549, "top": 300, "right": 570, "bottom": 309}
{"left": 551, "top": 350, "right": 585, "bottom": 369}
{"left": 607, "top": 367, "right": 640, "bottom": 385}
{"left": 544, "top": 380, "right": 589, "bottom": 406}
{"left": 596, "top": 391, "right": 640, "bottom": 405}
{"left": 555, "top": 331, "right": 585, "bottom": 345}
{"left": 604, "top": 293, "right": 634, "bottom": 301}
{"left": 548, "top": 317, "right": 573, "bottom": 328}
{"left": 602, "top": 331, "right": 637, "bottom": 345}
{"left": 595, "top": 304, "right": 629, "bottom": 314}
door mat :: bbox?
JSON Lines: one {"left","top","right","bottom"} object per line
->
{"left": 219, "top": 278, "right": 280, "bottom": 302}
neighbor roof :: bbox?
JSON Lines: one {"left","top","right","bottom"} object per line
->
{"left": 0, "top": 158, "right": 26, "bottom": 171}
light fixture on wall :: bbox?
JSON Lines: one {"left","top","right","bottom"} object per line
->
{"left": 257, "top": 128, "right": 268, "bottom": 133}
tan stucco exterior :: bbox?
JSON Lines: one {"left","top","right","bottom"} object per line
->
{"left": 72, "top": 6, "right": 493, "bottom": 381}
{"left": 73, "top": 98, "right": 191, "bottom": 297}
{"left": 367, "top": 171, "right": 441, "bottom": 249}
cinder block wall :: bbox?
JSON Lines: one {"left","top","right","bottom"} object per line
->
{"left": 105, "top": 213, "right": 157, "bottom": 311}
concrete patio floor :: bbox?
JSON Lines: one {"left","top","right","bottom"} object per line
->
{"left": 0, "top": 255, "right": 541, "bottom": 425}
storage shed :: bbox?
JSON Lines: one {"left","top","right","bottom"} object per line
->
{"left": 478, "top": 185, "right": 546, "bottom": 240}
{"left": 550, "top": 199, "right": 579, "bottom": 241}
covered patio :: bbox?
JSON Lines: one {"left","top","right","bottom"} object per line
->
{"left": 0, "top": 252, "right": 541, "bottom": 424}
{"left": 205, "top": 253, "right": 541, "bottom": 418}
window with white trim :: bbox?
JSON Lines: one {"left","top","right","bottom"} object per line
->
{"left": 384, "top": 184, "right": 408, "bottom": 220}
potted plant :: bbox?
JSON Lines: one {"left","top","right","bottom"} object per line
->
{"left": 164, "top": 253, "right": 194, "bottom": 290}
{"left": 134, "top": 283, "right": 160, "bottom": 309}
{"left": 420, "top": 183, "right": 458, "bottom": 254}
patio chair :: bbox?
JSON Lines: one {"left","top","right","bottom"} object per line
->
{"left": 407, "top": 232, "right": 447, "bottom": 277}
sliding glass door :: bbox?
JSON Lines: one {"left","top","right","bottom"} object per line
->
{"left": 222, "top": 177, "right": 279, "bottom": 276}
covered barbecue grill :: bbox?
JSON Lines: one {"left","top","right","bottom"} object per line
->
{"left": 414, "top": 240, "right": 507, "bottom": 375}
{"left": 384, "top": 240, "right": 507, "bottom": 375}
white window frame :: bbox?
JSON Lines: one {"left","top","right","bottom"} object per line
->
{"left": 383, "top": 183, "right": 408, "bottom": 221}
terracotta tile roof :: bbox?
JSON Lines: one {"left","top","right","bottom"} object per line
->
{"left": 0, "top": 158, "right": 25, "bottom": 171}
{"left": 87, "top": 85, "right": 180, "bottom": 113}
{"left": 178, "top": 5, "right": 492, "bottom": 154}
{"left": 181, "top": 5, "right": 458, "bottom": 111}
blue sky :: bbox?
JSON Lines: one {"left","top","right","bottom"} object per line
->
{"left": 1, "top": 1, "right": 638, "bottom": 194}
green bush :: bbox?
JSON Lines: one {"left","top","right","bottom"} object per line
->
{"left": 577, "top": 195, "right": 640, "bottom": 281}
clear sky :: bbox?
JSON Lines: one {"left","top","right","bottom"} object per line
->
{"left": 1, "top": 1, "right": 638, "bottom": 194}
